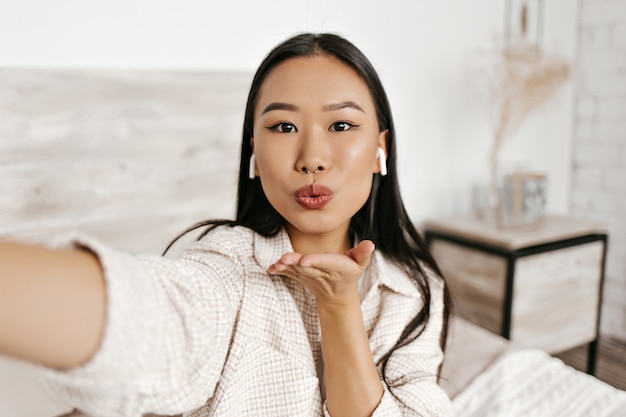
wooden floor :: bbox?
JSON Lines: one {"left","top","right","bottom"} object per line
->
{"left": 554, "top": 337, "right": 626, "bottom": 391}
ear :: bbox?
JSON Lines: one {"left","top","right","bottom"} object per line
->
{"left": 374, "top": 130, "right": 389, "bottom": 174}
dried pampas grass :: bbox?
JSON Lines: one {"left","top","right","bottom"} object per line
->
{"left": 488, "top": 43, "right": 571, "bottom": 207}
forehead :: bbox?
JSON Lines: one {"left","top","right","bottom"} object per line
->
{"left": 256, "top": 55, "right": 375, "bottom": 113}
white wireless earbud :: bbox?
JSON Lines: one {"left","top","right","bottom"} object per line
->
{"left": 248, "top": 154, "right": 256, "bottom": 179}
{"left": 377, "top": 147, "right": 387, "bottom": 176}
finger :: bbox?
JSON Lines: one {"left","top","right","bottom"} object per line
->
{"left": 267, "top": 253, "right": 303, "bottom": 274}
{"left": 279, "top": 252, "right": 304, "bottom": 265}
{"left": 298, "top": 252, "right": 352, "bottom": 271}
{"left": 268, "top": 261, "right": 324, "bottom": 280}
{"left": 346, "top": 240, "right": 375, "bottom": 269}
{"left": 267, "top": 262, "right": 302, "bottom": 280}
{"left": 270, "top": 265, "right": 325, "bottom": 291}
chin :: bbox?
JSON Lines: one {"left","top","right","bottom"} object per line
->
{"left": 286, "top": 214, "right": 351, "bottom": 236}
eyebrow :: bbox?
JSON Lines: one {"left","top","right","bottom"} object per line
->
{"left": 322, "top": 101, "right": 364, "bottom": 112}
{"left": 261, "top": 102, "right": 299, "bottom": 114}
{"left": 260, "top": 100, "right": 365, "bottom": 115}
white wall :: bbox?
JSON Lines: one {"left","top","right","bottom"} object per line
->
{"left": 571, "top": 0, "right": 626, "bottom": 341}
{"left": 0, "top": 0, "right": 577, "bottom": 222}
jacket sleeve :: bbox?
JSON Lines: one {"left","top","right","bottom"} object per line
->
{"left": 43, "top": 232, "right": 244, "bottom": 417}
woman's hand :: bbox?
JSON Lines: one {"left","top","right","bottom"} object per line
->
{"left": 267, "top": 240, "right": 375, "bottom": 307}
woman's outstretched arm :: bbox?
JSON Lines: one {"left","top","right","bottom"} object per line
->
{"left": 0, "top": 239, "right": 106, "bottom": 369}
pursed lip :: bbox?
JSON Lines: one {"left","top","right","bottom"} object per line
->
{"left": 294, "top": 184, "right": 334, "bottom": 209}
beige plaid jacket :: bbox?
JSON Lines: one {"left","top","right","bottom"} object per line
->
{"left": 45, "top": 226, "right": 452, "bottom": 417}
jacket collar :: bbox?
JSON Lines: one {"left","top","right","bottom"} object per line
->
{"left": 370, "top": 250, "right": 420, "bottom": 297}
{"left": 253, "top": 228, "right": 294, "bottom": 272}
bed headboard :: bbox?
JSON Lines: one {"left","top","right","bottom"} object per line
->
{"left": 0, "top": 69, "right": 252, "bottom": 255}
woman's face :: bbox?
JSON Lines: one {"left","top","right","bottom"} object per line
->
{"left": 252, "top": 55, "right": 387, "bottom": 253}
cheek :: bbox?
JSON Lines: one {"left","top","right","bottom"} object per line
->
{"left": 339, "top": 143, "right": 377, "bottom": 197}
{"left": 353, "top": 175, "right": 374, "bottom": 200}
{"left": 254, "top": 149, "right": 291, "bottom": 200}
{"left": 254, "top": 140, "right": 292, "bottom": 176}
{"left": 256, "top": 161, "right": 288, "bottom": 198}
{"left": 338, "top": 139, "right": 378, "bottom": 172}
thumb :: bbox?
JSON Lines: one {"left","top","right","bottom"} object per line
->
{"left": 347, "top": 240, "right": 375, "bottom": 269}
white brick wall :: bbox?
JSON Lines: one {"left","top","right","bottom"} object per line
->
{"left": 572, "top": 0, "right": 626, "bottom": 341}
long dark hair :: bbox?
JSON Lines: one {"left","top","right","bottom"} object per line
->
{"left": 164, "top": 32, "right": 449, "bottom": 378}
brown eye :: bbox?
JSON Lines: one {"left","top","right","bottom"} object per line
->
{"left": 268, "top": 122, "right": 297, "bottom": 133}
{"left": 330, "top": 121, "right": 357, "bottom": 132}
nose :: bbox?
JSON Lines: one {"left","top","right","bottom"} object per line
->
{"left": 296, "top": 127, "right": 329, "bottom": 174}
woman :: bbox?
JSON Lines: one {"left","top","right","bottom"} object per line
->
{"left": 0, "top": 33, "right": 452, "bottom": 417}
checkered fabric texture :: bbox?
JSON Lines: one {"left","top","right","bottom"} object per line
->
{"left": 45, "top": 226, "right": 452, "bottom": 417}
